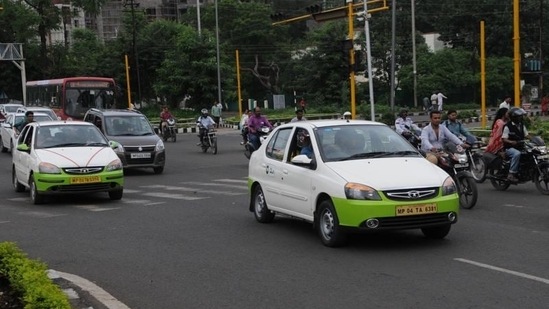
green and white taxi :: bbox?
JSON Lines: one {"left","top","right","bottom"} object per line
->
{"left": 248, "top": 120, "right": 459, "bottom": 247}
{"left": 12, "top": 121, "right": 124, "bottom": 204}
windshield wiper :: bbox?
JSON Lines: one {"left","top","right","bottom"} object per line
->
{"left": 48, "top": 143, "right": 86, "bottom": 147}
{"left": 338, "top": 151, "right": 420, "bottom": 161}
{"left": 86, "top": 142, "right": 109, "bottom": 147}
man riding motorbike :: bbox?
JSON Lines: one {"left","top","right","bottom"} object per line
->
{"left": 421, "top": 110, "right": 469, "bottom": 163}
{"left": 160, "top": 105, "right": 174, "bottom": 135}
{"left": 502, "top": 107, "right": 531, "bottom": 182}
{"left": 247, "top": 107, "right": 273, "bottom": 150}
{"left": 196, "top": 108, "right": 216, "bottom": 146}
{"left": 442, "top": 109, "right": 477, "bottom": 145}
{"left": 394, "top": 108, "right": 421, "bottom": 142}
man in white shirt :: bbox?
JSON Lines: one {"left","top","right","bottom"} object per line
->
{"left": 499, "top": 97, "right": 511, "bottom": 109}
{"left": 430, "top": 92, "right": 438, "bottom": 111}
{"left": 437, "top": 92, "right": 447, "bottom": 111}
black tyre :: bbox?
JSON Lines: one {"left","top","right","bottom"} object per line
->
{"left": 489, "top": 168, "right": 510, "bottom": 191}
{"left": 109, "top": 189, "right": 124, "bottom": 200}
{"left": 211, "top": 137, "right": 217, "bottom": 155}
{"left": 172, "top": 133, "right": 177, "bottom": 142}
{"left": 1, "top": 138, "right": 7, "bottom": 153}
{"left": 153, "top": 166, "right": 164, "bottom": 174}
{"left": 29, "top": 175, "right": 45, "bottom": 205}
{"left": 457, "top": 175, "right": 478, "bottom": 209}
{"left": 421, "top": 224, "right": 451, "bottom": 239}
{"left": 253, "top": 186, "right": 274, "bottom": 223}
{"left": 470, "top": 154, "right": 487, "bottom": 183}
{"left": 534, "top": 162, "right": 549, "bottom": 195}
{"left": 202, "top": 145, "right": 208, "bottom": 153}
{"left": 316, "top": 200, "right": 347, "bottom": 247}
{"left": 12, "top": 167, "right": 25, "bottom": 192}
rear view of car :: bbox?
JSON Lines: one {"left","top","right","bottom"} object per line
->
{"left": 12, "top": 121, "right": 124, "bottom": 204}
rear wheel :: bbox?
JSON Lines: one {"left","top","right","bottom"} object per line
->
{"left": 534, "top": 162, "right": 549, "bottom": 195}
{"left": 29, "top": 175, "right": 44, "bottom": 205}
{"left": 12, "top": 167, "right": 25, "bottom": 192}
{"left": 316, "top": 200, "right": 347, "bottom": 247}
{"left": 1, "top": 137, "right": 7, "bottom": 153}
{"left": 470, "top": 153, "right": 487, "bottom": 183}
{"left": 458, "top": 175, "right": 478, "bottom": 209}
{"left": 422, "top": 224, "right": 451, "bottom": 239}
{"left": 172, "top": 131, "right": 177, "bottom": 142}
{"left": 153, "top": 166, "right": 164, "bottom": 174}
{"left": 489, "top": 168, "right": 510, "bottom": 191}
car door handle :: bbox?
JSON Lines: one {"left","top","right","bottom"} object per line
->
{"left": 282, "top": 169, "right": 288, "bottom": 174}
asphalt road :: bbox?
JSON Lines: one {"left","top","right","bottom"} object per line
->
{"left": 0, "top": 128, "right": 548, "bottom": 309}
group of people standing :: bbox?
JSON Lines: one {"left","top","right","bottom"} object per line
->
{"left": 423, "top": 91, "right": 447, "bottom": 112}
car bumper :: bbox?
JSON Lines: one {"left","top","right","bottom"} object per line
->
{"left": 332, "top": 193, "right": 459, "bottom": 230}
{"left": 34, "top": 170, "right": 124, "bottom": 194}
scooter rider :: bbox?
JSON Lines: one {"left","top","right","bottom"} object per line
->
{"left": 247, "top": 107, "right": 273, "bottom": 150}
{"left": 196, "top": 108, "right": 216, "bottom": 146}
{"left": 160, "top": 105, "right": 173, "bottom": 134}
{"left": 502, "top": 107, "right": 531, "bottom": 182}
{"left": 395, "top": 108, "right": 421, "bottom": 138}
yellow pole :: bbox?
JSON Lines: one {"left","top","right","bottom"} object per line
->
{"left": 125, "top": 54, "right": 132, "bottom": 108}
{"left": 348, "top": 0, "right": 356, "bottom": 119}
{"left": 236, "top": 49, "right": 242, "bottom": 117}
{"left": 513, "top": 0, "right": 521, "bottom": 107}
{"left": 480, "top": 20, "right": 486, "bottom": 128}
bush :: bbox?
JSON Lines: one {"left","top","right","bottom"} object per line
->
{"left": 0, "top": 242, "right": 71, "bottom": 309}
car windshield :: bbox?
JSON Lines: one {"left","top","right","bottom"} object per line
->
{"left": 317, "top": 124, "right": 422, "bottom": 162}
{"left": 104, "top": 115, "right": 154, "bottom": 136}
{"left": 5, "top": 106, "right": 20, "bottom": 113}
{"left": 35, "top": 125, "right": 109, "bottom": 149}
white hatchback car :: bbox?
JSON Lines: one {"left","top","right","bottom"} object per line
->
{"left": 1, "top": 112, "right": 54, "bottom": 153}
{"left": 16, "top": 107, "right": 60, "bottom": 121}
{"left": 248, "top": 120, "right": 460, "bottom": 247}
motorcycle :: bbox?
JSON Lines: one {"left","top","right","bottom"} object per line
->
{"left": 432, "top": 143, "right": 479, "bottom": 209}
{"left": 244, "top": 126, "right": 272, "bottom": 159}
{"left": 403, "top": 125, "right": 422, "bottom": 150}
{"left": 484, "top": 136, "right": 549, "bottom": 194}
{"left": 162, "top": 118, "right": 177, "bottom": 142}
{"left": 197, "top": 125, "right": 217, "bottom": 154}
{"left": 464, "top": 140, "right": 487, "bottom": 183}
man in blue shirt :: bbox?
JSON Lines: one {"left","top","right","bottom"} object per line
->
{"left": 442, "top": 109, "right": 477, "bottom": 145}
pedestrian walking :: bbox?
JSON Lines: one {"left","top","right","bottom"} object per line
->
{"left": 437, "top": 91, "right": 447, "bottom": 111}
{"left": 211, "top": 100, "right": 222, "bottom": 128}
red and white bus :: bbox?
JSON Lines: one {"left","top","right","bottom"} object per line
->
{"left": 26, "top": 77, "right": 119, "bottom": 120}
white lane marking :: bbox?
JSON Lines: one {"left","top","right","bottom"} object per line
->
{"left": 49, "top": 270, "right": 131, "bottom": 309}
{"left": 121, "top": 199, "right": 153, "bottom": 204}
{"left": 502, "top": 204, "right": 524, "bottom": 208}
{"left": 8, "top": 197, "right": 30, "bottom": 202}
{"left": 142, "top": 192, "right": 207, "bottom": 200}
{"left": 75, "top": 205, "right": 121, "bottom": 212}
{"left": 122, "top": 189, "right": 141, "bottom": 194}
{"left": 215, "top": 179, "right": 248, "bottom": 184}
{"left": 139, "top": 184, "right": 245, "bottom": 196}
{"left": 455, "top": 258, "right": 549, "bottom": 285}
{"left": 17, "top": 211, "right": 67, "bottom": 218}
{"left": 178, "top": 181, "right": 248, "bottom": 190}
{"left": 144, "top": 202, "right": 166, "bottom": 206}
{"left": 0, "top": 221, "right": 10, "bottom": 224}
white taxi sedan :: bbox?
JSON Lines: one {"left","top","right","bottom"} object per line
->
{"left": 12, "top": 121, "right": 124, "bottom": 204}
{"left": 248, "top": 120, "right": 459, "bottom": 247}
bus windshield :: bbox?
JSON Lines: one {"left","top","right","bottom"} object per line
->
{"left": 65, "top": 87, "right": 115, "bottom": 119}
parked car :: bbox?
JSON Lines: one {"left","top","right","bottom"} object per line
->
{"left": 1, "top": 112, "right": 54, "bottom": 153}
{"left": 0, "top": 103, "right": 24, "bottom": 118}
{"left": 248, "top": 120, "right": 460, "bottom": 247}
{"left": 16, "top": 106, "right": 60, "bottom": 120}
{"left": 12, "top": 121, "right": 124, "bottom": 204}
{"left": 83, "top": 108, "right": 166, "bottom": 174}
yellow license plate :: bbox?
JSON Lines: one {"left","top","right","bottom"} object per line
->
{"left": 396, "top": 204, "right": 437, "bottom": 216}
{"left": 70, "top": 176, "right": 101, "bottom": 184}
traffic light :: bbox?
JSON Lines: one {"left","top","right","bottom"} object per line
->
{"left": 306, "top": 4, "right": 322, "bottom": 14}
{"left": 270, "top": 12, "right": 286, "bottom": 22}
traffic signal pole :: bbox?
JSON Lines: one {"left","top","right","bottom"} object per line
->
{"left": 347, "top": 0, "right": 357, "bottom": 119}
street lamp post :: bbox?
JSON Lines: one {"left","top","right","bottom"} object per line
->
{"left": 215, "top": 0, "right": 222, "bottom": 105}
{"left": 125, "top": 0, "right": 142, "bottom": 107}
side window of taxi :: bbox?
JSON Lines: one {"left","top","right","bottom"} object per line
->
{"left": 18, "top": 126, "right": 34, "bottom": 146}
{"left": 265, "top": 128, "right": 291, "bottom": 161}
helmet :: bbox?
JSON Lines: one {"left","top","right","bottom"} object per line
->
{"left": 509, "top": 107, "right": 526, "bottom": 118}
{"left": 343, "top": 111, "right": 351, "bottom": 117}
{"left": 201, "top": 108, "right": 208, "bottom": 116}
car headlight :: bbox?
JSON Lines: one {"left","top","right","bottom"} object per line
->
{"left": 156, "top": 139, "right": 165, "bottom": 151}
{"left": 112, "top": 141, "right": 125, "bottom": 154}
{"left": 38, "top": 162, "right": 61, "bottom": 174}
{"left": 442, "top": 176, "right": 457, "bottom": 196}
{"left": 344, "top": 182, "right": 381, "bottom": 201}
{"left": 106, "top": 159, "right": 123, "bottom": 171}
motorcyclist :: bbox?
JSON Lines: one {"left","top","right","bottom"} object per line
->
{"left": 442, "top": 109, "right": 477, "bottom": 145}
{"left": 247, "top": 107, "right": 273, "bottom": 150}
{"left": 160, "top": 105, "right": 173, "bottom": 134}
{"left": 421, "top": 110, "right": 469, "bottom": 163}
{"left": 394, "top": 108, "right": 421, "bottom": 139}
{"left": 502, "top": 107, "right": 531, "bottom": 182}
{"left": 196, "top": 108, "right": 216, "bottom": 146}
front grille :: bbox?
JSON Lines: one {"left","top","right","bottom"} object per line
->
{"left": 383, "top": 187, "right": 439, "bottom": 201}
{"left": 63, "top": 167, "right": 104, "bottom": 175}
{"left": 125, "top": 145, "right": 156, "bottom": 152}
{"left": 49, "top": 183, "right": 114, "bottom": 192}
{"left": 360, "top": 213, "right": 454, "bottom": 229}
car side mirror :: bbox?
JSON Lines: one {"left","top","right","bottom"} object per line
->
{"left": 291, "top": 154, "right": 317, "bottom": 169}
{"left": 16, "top": 143, "right": 30, "bottom": 153}
{"left": 109, "top": 140, "right": 120, "bottom": 149}
{"left": 153, "top": 127, "right": 160, "bottom": 135}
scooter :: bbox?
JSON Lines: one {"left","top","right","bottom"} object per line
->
{"left": 162, "top": 118, "right": 177, "bottom": 142}
{"left": 244, "top": 126, "right": 271, "bottom": 159}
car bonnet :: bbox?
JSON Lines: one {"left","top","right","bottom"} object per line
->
{"left": 35, "top": 147, "right": 119, "bottom": 168}
{"left": 325, "top": 157, "right": 450, "bottom": 190}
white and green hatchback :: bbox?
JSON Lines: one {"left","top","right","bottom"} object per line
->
{"left": 248, "top": 119, "right": 459, "bottom": 247}
{"left": 12, "top": 121, "right": 124, "bottom": 204}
